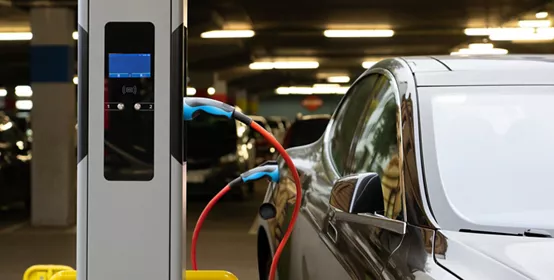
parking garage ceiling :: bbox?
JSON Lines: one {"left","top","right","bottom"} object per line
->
{"left": 0, "top": 0, "right": 553, "bottom": 93}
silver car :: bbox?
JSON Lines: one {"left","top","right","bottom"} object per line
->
{"left": 257, "top": 55, "right": 554, "bottom": 280}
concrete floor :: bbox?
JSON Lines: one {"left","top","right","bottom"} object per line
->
{"left": 0, "top": 188, "right": 263, "bottom": 280}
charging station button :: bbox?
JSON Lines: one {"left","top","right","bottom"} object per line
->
{"left": 134, "top": 102, "right": 154, "bottom": 111}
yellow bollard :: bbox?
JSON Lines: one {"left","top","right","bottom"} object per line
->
{"left": 50, "top": 270, "right": 77, "bottom": 280}
{"left": 185, "top": 270, "right": 239, "bottom": 280}
{"left": 24, "top": 265, "right": 238, "bottom": 280}
{"left": 23, "top": 265, "right": 74, "bottom": 280}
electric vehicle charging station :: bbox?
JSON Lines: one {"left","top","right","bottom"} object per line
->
{"left": 76, "top": 0, "right": 185, "bottom": 278}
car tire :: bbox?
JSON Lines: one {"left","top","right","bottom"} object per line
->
{"left": 257, "top": 231, "right": 272, "bottom": 280}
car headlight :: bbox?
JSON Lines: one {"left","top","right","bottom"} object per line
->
{"left": 219, "top": 153, "right": 238, "bottom": 164}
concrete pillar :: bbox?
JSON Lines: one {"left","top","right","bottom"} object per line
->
{"left": 30, "top": 7, "right": 76, "bottom": 226}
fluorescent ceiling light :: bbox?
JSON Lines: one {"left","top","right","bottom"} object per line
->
{"left": 464, "top": 27, "right": 534, "bottom": 36}
{"left": 200, "top": 30, "right": 255, "bottom": 38}
{"left": 0, "top": 88, "right": 6, "bottom": 97}
{"left": 489, "top": 28, "right": 554, "bottom": 41}
{"left": 468, "top": 43, "right": 494, "bottom": 50}
{"left": 207, "top": 87, "right": 215, "bottom": 95}
{"left": 518, "top": 20, "right": 551, "bottom": 28}
{"left": 275, "top": 84, "right": 349, "bottom": 95}
{"left": 73, "top": 31, "right": 78, "bottom": 40}
{"left": 327, "top": 76, "right": 350, "bottom": 83}
{"left": 15, "top": 100, "right": 33, "bottom": 110}
{"left": 73, "top": 76, "right": 78, "bottom": 85}
{"left": 0, "top": 32, "right": 32, "bottom": 41}
{"left": 362, "top": 61, "right": 378, "bottom": 69}
{"left": 15, "top": 85, "right": 32, "bottom": 97}
{"left": 323, "top": 29, "right": 394, "bottom": 37}
{"left": 451, "top": 47, "right": 508, "bottom": 55}
{"left": 186, "top": 87, "right": 196, "bottom": 96}
{"left": 536, "top": 12, "right": 549, "bottom": 19}
{"left": 490, "top": 33, "right": 554, "bottom": 41}
{"left": 249, "top": 61, "right": 319, "bottom": 70}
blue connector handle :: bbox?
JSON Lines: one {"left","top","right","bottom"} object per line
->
{"left": 240, "top": 161, "right": 280, "bottom": 183}
{"left": 183, "top": 97, "right": 234, "bottom": 120}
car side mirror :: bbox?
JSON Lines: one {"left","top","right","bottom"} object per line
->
{"left": 329, "top": 173, "right": 406, "bottom": 234}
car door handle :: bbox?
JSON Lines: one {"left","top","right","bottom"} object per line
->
{"left": 326, "top": 222, "right": 338, "bottom": 243}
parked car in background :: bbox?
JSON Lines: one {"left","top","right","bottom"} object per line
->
{"left": 282, "top": 114, "right": 330, "bottom": 149}
{"left": 0, "top": 112, "right": 31, "bottom": 210}
{"left": 186, "top": 110, "right": 256, "bottom": 200}
{"left": 249, "top": 115, "right": 275, "bottom": 164}
{"left": 276, "top": 117, "right": 290, "bottom": 131}
{"left": 266, "top": 116, "right": 287, "bottom": 143}
{"left": 257, "top": 56, "right": 554, "bottom": 280}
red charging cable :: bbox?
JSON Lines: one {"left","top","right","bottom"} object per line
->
{"left": 190, "top": 185, "right": 232, "bottom": 270}
{"left": 251, "top": 122, "right": 302, "bottom": 280}
{"left": 190, "top": 121, "right": 302, "bottom": 280}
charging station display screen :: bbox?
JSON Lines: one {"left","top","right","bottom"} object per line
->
{"left": 108, "top": 53, "right": 151, "bottom": 78}
{"left": 104, "top": 22, "right": 155, "bottom": 181}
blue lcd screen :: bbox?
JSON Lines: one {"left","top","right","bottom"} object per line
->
{"left": 108, "top": 53, "right": 151, "bottom": 78}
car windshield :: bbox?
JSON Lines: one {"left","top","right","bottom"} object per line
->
{"left": 286, "top": 118, "right": 329, "bottom": 148}
{"left": 419, "top": 86, "right": 554, "bottom": 232}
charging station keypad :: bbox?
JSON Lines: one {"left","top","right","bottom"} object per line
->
{"left": 104, "top": 22, "right": 155, "bottom": 181}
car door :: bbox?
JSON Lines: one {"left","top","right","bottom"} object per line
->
{"left": 286, "top": 73, "right": 385, "bottom": 280}
{"left": 322, "top": 73, "right": 407, "bottom": 279}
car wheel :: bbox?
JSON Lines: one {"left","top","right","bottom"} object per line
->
{"left": 258, "top": 231, "right": 272, "bottom": 280}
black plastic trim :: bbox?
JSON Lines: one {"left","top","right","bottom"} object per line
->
{"left": 233, "top": 111, "right": 252, "bottom": 125}
{"left": 77, "top": 25, "right": 89, "bottom": 163}
{"left": 170, "top": 25, "right": 184, "bottom": 163}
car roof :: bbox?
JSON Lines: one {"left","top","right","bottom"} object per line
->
{"left": 400, "top": 55, "right": 554, "bottom": 87}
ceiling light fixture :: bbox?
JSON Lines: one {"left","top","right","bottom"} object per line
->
{"left": 536, "top": 12, "right": 549, "bottom": 19}
{"left": 464, "top": 27, "right": 535, "bottom": 36}
{"left": 15, "top": 100, "right": 33, "bottom": 110}
{"left": 488, "top": 27, "right": 554, "bottom": 41}
{"left": 73, "top": 31, "right": 78, "bottom": 40}
{"left": 518, "top": 19, "right": 551, "bottom": 28}
{"left": 73, "top": 76, "right": 78, "bottom": 85}
{"left": 450, "top": 46, "right": 508, "bottom": 56}
{"left": 362, "top": 61, "right": 378, "bottom": 69}
{"left": 275, "top": 84, "right": 349, "bottom": 95}
{"left": 468, "top": 43, "right": 494, "bottom": 50}
{"left": 489, "top": 32, "right": 554, "bottom": 41}
{"left": 200, "top": 30, "right": 255, "bottom": 38}
{"left": 207, "top": 87, "right": 216, "bottom": 95}
{"left": 15, "top": 85, "right": 32, "bottom": 97}
{"left": 323, "top": 29, "right": 394, "bottom": 38}
{"left": 0, "top": 88, "right": 7, "bottom": 97}
{"left": 327, "top": 76, "right": 350, "bottom": 83}
{"left": 186, "top": 87, "right": 196, "bottom": 96}
{"left": 249, "top": 61, "right": 319, "bottom": 70}
{"left": 0, "top": 32, "right": 32, "bottom": 41}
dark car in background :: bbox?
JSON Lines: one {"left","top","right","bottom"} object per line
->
{"left": 266, "top": 116, "right": 287, "bottom": 143}
{"left": 186, "top": 112, "right": 256, "bottom": 199}
{"left": 0, "top": 112, "right": 31, "bottom": 210}
{"left": 257, "top": 56, "right": 554, "bottom": 280}
{"left": 282, "top": 114, "right": 330, "bottom": 148}
{"left": 249, "top": 115, "right": 275, "bottom": 164}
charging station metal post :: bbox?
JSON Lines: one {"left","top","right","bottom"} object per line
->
{"left": 77, "top": 0, "right": 186, "bottom": 279}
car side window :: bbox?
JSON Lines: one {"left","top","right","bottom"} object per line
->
{"left": 329, "top": 74, "right": 381, "bottom": 174}
{"left": 347, "top": 77, "right": 402, "bottom": 220}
